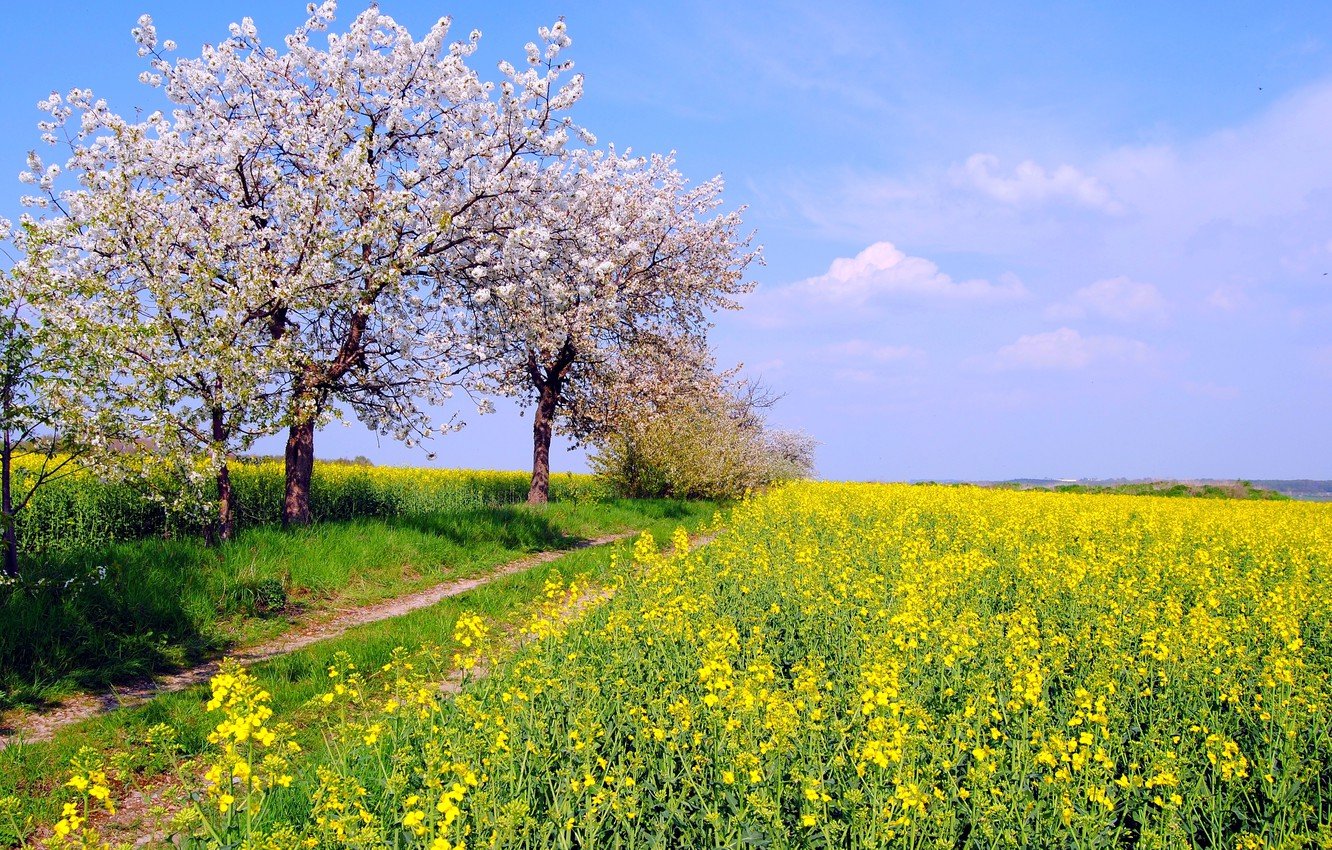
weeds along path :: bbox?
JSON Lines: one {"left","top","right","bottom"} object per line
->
{"left": 0, "top": 530, "right": 641, "bottom": 749}
{"left": 22, "top": 529, "right": 722, "bottom": 850}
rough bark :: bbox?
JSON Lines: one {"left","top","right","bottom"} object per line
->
{"left": 283, "top": 418, "right": 316, "bottom": 527}
{"left": 527, "top": 380, "right": 560, "bottom": 505}
{"left": 216, "top": 462, "right": 236, "bottom": 543}
{"left": 526, "top": 342, "right": 575, "bottom": 506}
{"left": 279, "top": 306, "right": 368, "bottom": 527}
{"left": 211, "top": 403, "right": 236, "bottom": 543}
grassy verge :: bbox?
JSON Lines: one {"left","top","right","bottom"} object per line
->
{"left": 0, "top": 498, "right": 706, "bottom": 711}
{"left": 0, "top": 500, "right": 722, "bottom": 844}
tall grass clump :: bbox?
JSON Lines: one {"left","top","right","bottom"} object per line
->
{"left": 10, "top": 458, "right": 603, "bottom": 558}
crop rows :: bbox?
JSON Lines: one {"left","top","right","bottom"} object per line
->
{"left": 56, "top": 483, "right": 1332, "bottom": 848}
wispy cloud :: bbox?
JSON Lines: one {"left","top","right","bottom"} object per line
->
{"left": 1205, "top": 285, "right": 1250, "bottom": 313}
{"left": 821, "top": 339, "right": 926, "bottom": 364}
{"left": 1182, "top": 381, "right": 1240, "bottom": 401}
{"left": 954, "top": 154, "right": 1123, "bottom": 213}
{"left": 981, "top": 327, "right": 1153, "bottom": 371}
{"left": 770, "top": 79, "right": 1332, "bottom": 296}
{"left": 1044, "top": 277, "right": 1168, "bottom": 323}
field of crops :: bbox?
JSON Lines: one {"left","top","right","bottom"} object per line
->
{"left": 9, "top": 458, "right": 601, "bottom": 556}
{"left": 53, "top": 483, "right": 1332, "bottom": 848}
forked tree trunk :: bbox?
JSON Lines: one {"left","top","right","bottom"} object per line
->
{"left": 283, "top": 418, "right": 316, "bottom": 527}
{"left": 527, "top": 380, "right": 561, "bottom": 505}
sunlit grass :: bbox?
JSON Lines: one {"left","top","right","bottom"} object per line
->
{"left": 0, "top": 501, "right": 721, "bottom": 842}
{"left": 0, "top": 498, "right": 706, "bottom": 710}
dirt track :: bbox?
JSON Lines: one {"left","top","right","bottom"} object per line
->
{"left": 0, "top": 530, "right": 638, "bottom": 748}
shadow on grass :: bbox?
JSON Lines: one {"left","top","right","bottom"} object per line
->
{"left": 619, "top": 499, "right": 695, "bottom": 521}
{"left": 0, "top": 537, "right": 226, "bottom": 712}
{"left": 387, "top": 505, "right": 583, "bottom": 552}
{"left": 0, "top": 510, "right": 499, "bottom": 712}
{"left": 0, "top": 497, "right": 712, "bottom": 714}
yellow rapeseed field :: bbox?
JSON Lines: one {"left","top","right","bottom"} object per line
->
{"left": 54, "top": 483, "right": 1332, "bottom": 848}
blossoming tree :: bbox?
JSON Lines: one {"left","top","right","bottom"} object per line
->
{"left": 0, "top": 279, "right": 93, "bottom": 575}
{"left": 12, "top": 3, "right": 589, "bottom": 531}
{"left": 472, "top": 148, "right": 760, "bottom": 503}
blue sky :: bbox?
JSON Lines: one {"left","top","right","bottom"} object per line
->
{"left": 4, "top": 1, "right": 1331, "bottom": 480}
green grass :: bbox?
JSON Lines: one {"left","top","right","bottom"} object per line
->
{"left": 0, "top": 501, "right": 721, "bottom": 846}
{"left": 9, "top": 459, "right": 605, "bottom": 558}
{"left": 0, "top": 498, "right": 708, "bottom": 712}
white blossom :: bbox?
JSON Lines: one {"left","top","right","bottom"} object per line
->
{"left": 11, "top": 1, "right": 589, "bottom": 520}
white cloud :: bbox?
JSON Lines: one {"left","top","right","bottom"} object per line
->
{"left": 1100, "top": 83, "right": 1332, "bottom": 232}
{"left": 1182, "top": 381, "right": 1240, "bottom": 401}
{"left": 793, "top": 241, "right": 1028, "bottom": 305}
{"left": 774, "top": 80, "right": 1332, "bottom": 301}
{"left": 985, "top": 327, "right": 1153, "bottom": 371}
{"left": 822, "top": 339, "right": 926, "bottom": 364}
{"left": 1205, "top": 285, "right": 1249, "bottom": 312}
{"left": 1044, "top": 276, "right": 1168, "bottom": 323}
{"left": 955, "top": 153, "right": 1123, "bottom": 213}
{"left": 833, "top": 368, "right": 881, "bottom": 385}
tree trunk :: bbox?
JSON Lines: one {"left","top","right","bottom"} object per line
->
{"left": 1, "top": 427, "right": 16, "bottom": 579}
{"left": 283, "top": 419, "right": 316, "bottom": 527}
{"left": 527, "top": 380, "right": 560, "bottom": 505}
{"left": 210, "top": 404, "right": 236, "bottom": 544}
{"left": 216, "top": 462, "right": 236, "bottom": 542}
{"left": 1, "top": 516, "right": 15, "bottom": 579}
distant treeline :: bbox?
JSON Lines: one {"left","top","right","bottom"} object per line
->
{"left": 982, "top": 479, "right": 1290, "bottom": 500}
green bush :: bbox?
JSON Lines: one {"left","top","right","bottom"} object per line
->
{"left": 591, "top": 398, "right": 816, "bottom": 500}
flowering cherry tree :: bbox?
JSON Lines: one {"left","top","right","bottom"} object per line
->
{"left": 12, "top": 3, "right": 589, "bottom": 529}
{"left": 473, "top": 148, "right": 760, "bottom": 503}
{"left": 0, "top": 277, "right": 96, "bottom": 575}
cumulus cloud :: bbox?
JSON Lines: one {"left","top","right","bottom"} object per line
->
{"left": 1044, "top": 277, "right": 1168, "bottom": 323}
{"left": 955, "top": 153, "right": 1123, "bottom": 213}
{"left": 984, "top": 327, "right": 1153, "bottom": 371}
{"left": 793, "top": 241, "right": 1028, "bottom": 305}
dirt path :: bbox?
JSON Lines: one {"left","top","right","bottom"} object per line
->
{"left": 18, "top": 528, "right": 723, "bottom": 849}
{"left": 0, "top": 530, "right": 639, "bottom": 749}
